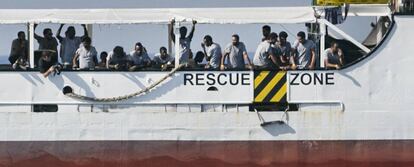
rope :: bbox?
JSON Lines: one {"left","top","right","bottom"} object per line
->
{"left": 65, "top": 64, "right": 186, "bottom": 102}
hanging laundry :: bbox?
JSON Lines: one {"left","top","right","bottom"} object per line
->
{"left": 325, "top": 4, "right": 349, "bottom": 25}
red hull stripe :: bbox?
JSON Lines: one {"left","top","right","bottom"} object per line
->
{"left": 1, "top": 140, "right": 414, "bottom": 167}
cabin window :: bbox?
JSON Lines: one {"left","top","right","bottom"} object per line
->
{"left": 0, "top": 24, "right": 28, "bottom": 71}
{"left": 320, "top": 15, "right": 393, "bottom": 71}
{"left": 0, "top": 19, "right": 393, "bottom": 72}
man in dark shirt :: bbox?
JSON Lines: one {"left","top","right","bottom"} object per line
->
{"left": 38, "top": 50, "right": 56, "bottom": 78}
{"left": 34, "top": 24, "right": 59, "bottom": 64}
{"left": 9, "top": 31, "right": 29, "bottom": 70}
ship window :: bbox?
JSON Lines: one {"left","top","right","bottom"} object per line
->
{"left": 320, "top": 15, "right": 393, "bottom": 71}
{"left": 0, "top": 24, "right": 28, "bottom": 71}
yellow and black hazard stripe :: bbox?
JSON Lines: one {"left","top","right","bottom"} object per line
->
{"left": 254, "top": 71, "right": 287, "bottom": 103}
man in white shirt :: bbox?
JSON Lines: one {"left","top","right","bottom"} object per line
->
{"left": 323, "top": 41, "right": 344, "bottom": 69}
{"left": 107, "top": 46, "right": 130, "bottom": 70}
{"left": 128, "top": 42, "right": 151, "bottom": 71}
{"left": 57, "top": 24, "right": 88, "bottom": 67}
{"left": 292, "top": 31, "right": 316, "bottom": 70}
{"left": 221, "top": 34, "right": 252, "bottom": 70}
{"left": 253, "top": 32, "right": 280, "bottom": 69}
{"left": 153, "top": 47, "right": 174, "bottom": 65}
{"left": 72, "top": 37, "right": 97, "bottom": 70}
{"left": 201, "top": 35, "right": 222, "bottom": 69}
{"left": 170, "top": 19, "right": 197, "bottom": 64}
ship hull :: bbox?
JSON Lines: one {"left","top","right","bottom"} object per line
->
{"left": 1, "top": 140, "right": 414, "bottom": 167}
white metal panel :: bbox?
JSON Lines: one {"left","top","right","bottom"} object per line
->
{"left": 0, "top": 71, "right": 253, "bottom": 104}
{"left": 1, "top": 110, "right": 414, "bottom": 141}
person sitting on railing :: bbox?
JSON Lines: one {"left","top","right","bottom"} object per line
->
{"left": 97, "top": 51, "right": 108, "bottom": 68}
{"left": 291, "top": 31, "right": 316, "bottom": 70}
{"left": 57, "top": 24, "right": 88, "bottom": 68}
{"left": 72, "top": 37, "right": 98, "bottom": 70}
{"left": 9, "top": 31, "right": 29, "bottom": 70}
{"left": 34, "top": 24, "right": 59, "bottom": 64}
{"left": 107, "top": 46, "right": 130, "bottom": 71}
{"left": 277, "top": 31, "right": 293, "bottom": 70}
{"left": 170, "top": 19, "right": 197, "bottom": 64}
{"left": 220, "top": 34, "right": 253, "bottom": 70}
{"left": 201, "top": 35, "right": 222, "bottom": 70}
{"left": 253, "top": 32, "right": 280, "bottom": 70}
{"left": 153, "top": 46, "right": 174, "bottom": 70}
{"left": 323, "top": 41, "right": 344, "bottom": 70}
{"left": 128, "top": 42, "right": 151, "bottom": 71}
{"left": 262, "top": 25, "right": 271, "bottom": 42}
{"left": 39, "top": 50, "right": 61, "bottom": 78}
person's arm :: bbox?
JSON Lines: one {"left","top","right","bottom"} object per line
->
{"left": 56, "top": 24, "right": 64, "bottom": 42}
{"left": 243, "top": 52, "right": 253, "bottom": 70}
{"left": 187, "top": 20, "right": 197, "bottom": 40}
{"left": 107, "top": 64, "right": 118, "bottom": 69}
{"left": 170, "top": 19, "right": 175, "bottom": 43}
{"left": 324, "top": 58, "right": 340, "bottom": 69}
{"left": 309, "top": 48, "right": 316, "bottom": 70}
{"left": 145, "top": 54, "right": 152, "bottom": 66}
{"left": 81, "top": 24, "right": 88, "bottom": 38}
{"left": 290, "top": 43, "right": 298, "bottom": 69}
{"left": 92, "top": 48, "right": 98, "bottom": 65}
{"left": 106, "top": 54, "right": 111, "bottom": 69}
{"left": 107, "top": 58, "right": 118, "bottom": 69}
{"left": 269, "top": 52, "right": 280, "bottom": 69}
{"left": 42, "top": 66, "right": 55, "bottom": 78}
{"left": 201, "top": 43, "right": 211, "bottom": 68}
{"left": 220, "top": 52, "right": 228, "bottom": 71}
{"left": 72, "top": 53, "right": 79, "bottom": 68}
{"left": 33, "top": 24, "right": 42, "bottom": 41}
{"left": 240, "top": 44, "right": 252, "bottom": 70}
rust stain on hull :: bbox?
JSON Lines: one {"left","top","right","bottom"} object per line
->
{"left": 0, "top": 140, "right": 413, "bottom": 167}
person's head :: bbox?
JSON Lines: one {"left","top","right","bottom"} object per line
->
{"left": 232, "top": 34, "right": 240, "bottom": 46}
{"left": 134, "top": 42, "right": 144, "bottom": 54}
{"left": 82, "top": 37, "right": 92, "bottom": 49}
{"left": 159, "top": 47, "right": 168, "bottom": 59}
{"left": 262, "top": 25, "right": 271, "bottom": 38}
{"left": 279, "top": 31, "right": 288, "bottom": 44}
{"left": 41, "top": 51, "right": 51, "bottom": 61}
{"left": 194, "top": 51, "right": 205, "bottom": 63}
{"left": 330, "top": 41, "right": 339, "bottom": 53}
{"left": 269, "top": 32, "right": 278, "bottom": 44}
{"left": 17, "top": 31, "right": 25, "bottom": 40}
{"left": 100, "top": 51, "right": 108, "bottom": 61}
{"left": 43, "top": 28, "right": 53, "bottom": 40}
{"left": 203, "top": 35, "right": 213, "bottom": 47}
{"left": 113, "top": 46, "right": 125, "bottom": 58}
{"left": 297, "top": 31, "right": 306, "bottom": 44}
{"left": 179, "top": 26, "right": 187, "bottom": 38}
{"left": 66, "top": 26, "right": 76, "bottom": 38}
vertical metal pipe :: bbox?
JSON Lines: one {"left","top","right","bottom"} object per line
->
{"left": 168, "top": 23, "right": 172, "bottom": 55}
{"left": 319, "top": 21, "right": 326, "bottom": 68}
{"left": 174, "top": 21, "right": 181, "bottom": 67}
{"left": 86, "top": 24, "right": 93, "bottom": 39}
{"left": 28, "top": 23, "right": 35, "bottom": 68}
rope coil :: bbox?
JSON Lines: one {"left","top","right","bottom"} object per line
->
{"left": 65, "top": 64, "right": 186, "bottom": 102}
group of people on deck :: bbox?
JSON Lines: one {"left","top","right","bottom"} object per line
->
{"left": 8, "top": 20, "right": 345, "bottom": 78}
